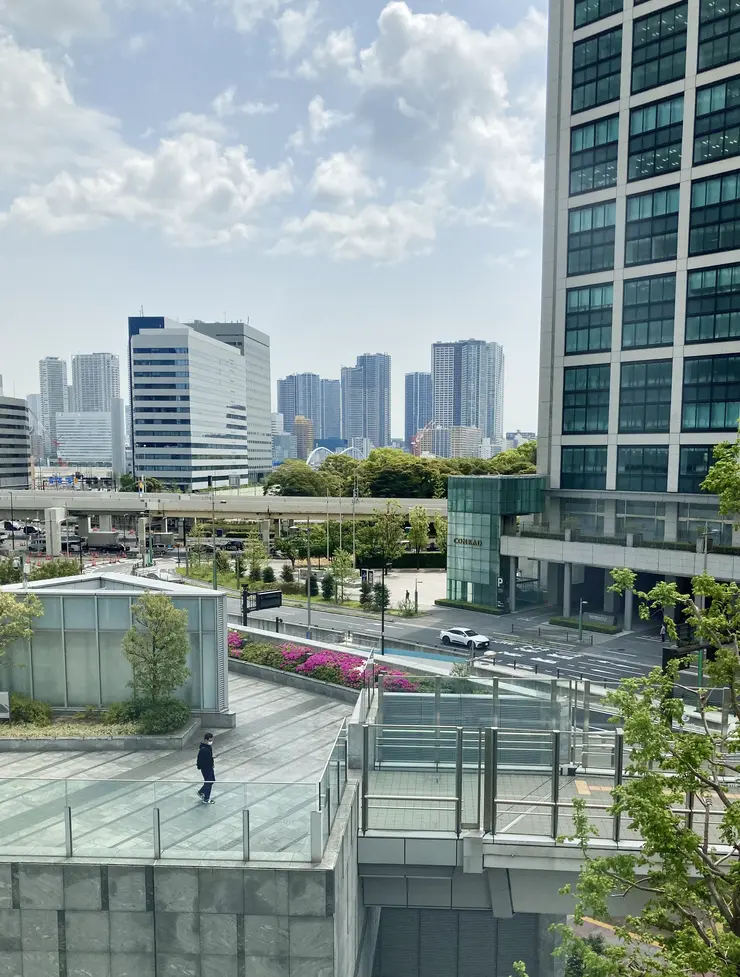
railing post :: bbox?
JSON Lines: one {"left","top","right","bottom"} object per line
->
{"left": 491, "top": 728, "right": 499, "bottom": 836}
{"left": 434, "top": 676, "right": 441, "bottom": 727}
{"left": 551, "top": 730, "right": 560, "bottom": 840}
{"left": 492, "top": 678, "right": 499, "bottom": 727}
{"left": 64, "top": 806, "right": 73, "bottom": 858}
{"left": 613, "top": 729, "right": 624, "bottom": 844}
{"left": 550, "top": 680, "right": 559, "bottom": 728}
{"left": 243, "top": 810, "right": 250, "bottom": 862}
{"left": 455, "top": 727, "right": 463, "bottom": 837}
{"left": 361, "top": 723, "right": 369, "bottom": 834}
{"left": 310, "top": 810, "right": 323, "bottom": 863}
{"left": 483, "top": 728, "right": 493, "bottom": 834}
{"left": 377, "top": 674, "right": 385, "bottom": 725}
{"left": 582, "top": 681, "right": 591, "bottom": 769}
{"left": 325, "top": 786, "right": 331, "bottom": 836}
{"left": 153, "top": 807, "right": 161, "bottom": 860}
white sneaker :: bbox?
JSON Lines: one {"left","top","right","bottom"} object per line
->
{"left": 202, "top": 798, "right": 215, "bottom": 805}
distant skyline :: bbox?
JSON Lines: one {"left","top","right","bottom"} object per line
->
{"left": 0, "top": 0, "right": 547, "bottom": 436}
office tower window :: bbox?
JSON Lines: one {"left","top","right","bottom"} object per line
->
{"left": 562, "top": 364, "right": 611, "bottom": 433}
{"left": 616, "top": 446, "right": 669, "bottom": 491}
{"left": 698, "top": 0, "right": 740, "bottom": 73}
{"left": 631, "top": 3, "right": 688, "bottom": 94}
{"left": 572, "top": 26, "right": 622, "bottom": 113}
{"left": 686, "top": 263, "right": 740, "bottom": 342}
{"left": 615, "top": 499, "right": 666, "bottom": 540}
{"left": 694, "top": 76, "right": 740, "bottom": 165}
{"left": 565, "top": 283, "right": 613, "bottom": 354}
{"left": 575, "top": 0, "right": 622, "bottom": 28}
{"left": 625, "top": 186, "right": 680, "bottom": 265}
{"left": 622, "top": 274, "right": 676, "bottom": 348}
{"left": 690, "top": 170, "right": 740, "bottom": 255}
{"left": 678, "top": 445, "right": 713, "bottom": 492}
{"left": 570, "top": 115, "right": 619, "bottom": 194}
{"left": 628, "top": 95, "right": 683, "bottom": 180}
{"left": 619, "top": 359, "right": 673, "bottom": 432}
{"left": 561, "top": 497, "right": 606, "bottom": 534}
{"left": 567, "top": 201, "right": 617, "bottom": 275}
{"left": 560, "top": 446, "right": 608, "bottom": 489}
{"left": 683, "top": 354, "right": 740, "bottom": 430}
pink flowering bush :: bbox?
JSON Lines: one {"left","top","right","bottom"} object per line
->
{"left": 228, "top": 632, "right": 418, "bottom": 691}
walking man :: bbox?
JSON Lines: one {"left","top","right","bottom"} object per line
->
{"left": 196, "top": 733, "right": 216, "bottom": 804}
{"left": 659, "top": 623, "right": 667, "bottom": 644}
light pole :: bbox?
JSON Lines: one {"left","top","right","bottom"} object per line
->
{"left": 306, "top": 516, "right": 312, "bottom": 639}
{"left": 9, "top": 491, "right": 14, "bottom": 551}
{"left": 352, "top": 473, "right": 358, "bottom": 566}
{"left": 697, "top": 525, "right": 718, "bottom": 687}
{"left": 211, "top": 481, "right": 217, "bottom": 590}
{"left": 380, "top": 561, "right": 386, "bottom": 656}
{"left": 415, "top": 577, "right": 421, "bottom": 615}
{"left": 578, "top": 598, "right": 588, "bottom": 642}
{"left": 326, "top": 492, "right": 330, "bottom": 564}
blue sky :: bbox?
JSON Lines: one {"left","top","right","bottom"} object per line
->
{"left": 0, "top": 0, "right": 548, "bottom": 437}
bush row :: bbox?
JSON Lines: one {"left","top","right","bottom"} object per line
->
{"left": 434, "top": 598, "right": 505, "bottom": 615}
{"left": 9, "top": 693, "right": 191, "bottom": 735}
{"left": 548, "top": 617, "right": 621, "bottom": 635}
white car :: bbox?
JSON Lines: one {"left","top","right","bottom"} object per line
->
{"left": 439, "top": 627, "right": 490, "bottom": 651}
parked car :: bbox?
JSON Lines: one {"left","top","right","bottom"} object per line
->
{"left": 439, "top": 627, "right": 490, "bottom": 651}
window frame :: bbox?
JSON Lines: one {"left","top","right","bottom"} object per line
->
{"left": 631, "top": 2, "right": 688, "bottom": 95}
{"left": 686, "top": 262, "right": 740, "bottom": 343}
{"left": 567, "top": 200, "right": 617, "bottom": 276}
{"left": 682, "top": 353, "right": 740, "bottom": 431}
{"left": 570, "top": 114, "right": 620, "bottom": 195}
{"left": 689, "top": 169, "right": 740, "bottom": 256}
{"left": 572, "top": 25, "right": 623, "bottom": 114}
{"left": 618, "top": 358, "right": 674, "bottom": 433}
{"left": 625, "top": 186, "right": 681, "bottom": 266}
{"left": 574, "top": 0, "right": 623, "bottom": 29}
{"left": 616, "top": 445, "right": 670, "bottom": 492}
{"left": 562, "top": 364, "right": 612, "bottom": 434}
{"left": 560, "top": 446, "right": 608, "bottom": 490}
{"left": 698, "top": 0, "right": 740, "bottom": 74}
{"left": 622, "top": 273, "right": 676, "bottom": 349}
{"left": 565, "top": 283, "right": 614, "bottom": 354}
{"left": 628, "top": 94, "right": 684, "bottom": 181}
{"left": 694, "top": 74, "right": 740, "bottom": 165}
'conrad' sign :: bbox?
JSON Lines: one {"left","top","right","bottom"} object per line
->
{"left": 453, "top": 537, "right": 482, "bottom": 547}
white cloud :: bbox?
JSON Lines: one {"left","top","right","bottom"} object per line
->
{"left": 125, "top": 33, "right": 149, "bottom": 55}
{"left": 212, "top": 86, "right": 278, "bottom": 118}
{"left": 309, "top": 151, "right": 379, "bottom": 206}
{"left": 3, "top": 132, "right": 294, "bottom": 245}
{"left": 167, "top": 111, "right": 229, "bottom": 140}
{"left": 225, "top": 0, "right": 289, "bottom": 32}
{"left": 0, "top": 0, "right": 108, "bottom": 44}
{"left": 274, "top": 0, "right": 317, "bottom": 59}
{"left": 287, "top": 94, "right": 348, "bottom": 149}
{"left": 296, "top": 26, "right": 356, "bottom": 78}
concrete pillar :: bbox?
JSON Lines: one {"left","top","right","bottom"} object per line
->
{"left": 663, "top": 501, "right": 678, "bottom": 543}
{"left": 624, "top": 588, "right": 634, "bottom": 631}
{"left": 99, "top": 515, "right": 113, "bottom": 532}
{"left": 44, "top": 508, "right": 65, "bottom": 557}
{"left": 162, "top": 517, "right": 169, "bottom": 533}
{"left": 663, "top": 575, "right": 677, "bottom": 619}
{"left": 261, "top": 520, "right": 270, "bottom": 549}
{"left": 603, "top": 568, "right": 615, "bottom": 614}
{"left": 537, "top": 915, "right": 566, "bottom": 977}
{"left": 138, "top": 517, "right": 147, "bottom": 563}
{"left": 563, "top": 563, "right": 572, "bottom": 619}
{"left": 509, "top": 555, "right": 517, "bottom": 613}
{"left": 603, "top": 499, "right": 616, "bottom": 537}
{"left": 547, "top": 563, "right": 560, "bottom": 606}
{"left": 77, "top": 516, "right": 92, "bottom": 538}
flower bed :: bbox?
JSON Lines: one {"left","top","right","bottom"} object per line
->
{"left": 228, "top": 632, "right": 417, "bottom": 691}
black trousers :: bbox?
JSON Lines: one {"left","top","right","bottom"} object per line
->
{"left": 198, "top": 768, "right": 215, "bottom": 800}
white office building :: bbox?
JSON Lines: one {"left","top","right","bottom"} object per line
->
{"left": 128, "top": 317, "right": 249, "bottom": 491}
{"left": 71, "top": 353, "right": 120, "bottom": 412}
{"left": 189, "top": 321, "right": 272, "bottom": 483}
{"left": 0, "top": 395, "right": 31, "bottom": 489}
{"left": 56, "top": 413, "right": 114, "bottom": 466}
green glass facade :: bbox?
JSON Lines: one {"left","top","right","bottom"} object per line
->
{"left": 446, "top": 475, "right": 546, "bottom": 609}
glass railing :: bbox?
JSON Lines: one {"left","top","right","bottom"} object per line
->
{"left": 319, "top": 720, "right": 348, "bottom": 842}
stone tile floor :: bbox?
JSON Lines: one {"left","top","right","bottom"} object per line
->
{"left": 0, "top": 674, "right": 352, "bottom": 863}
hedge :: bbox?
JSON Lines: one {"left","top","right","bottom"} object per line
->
{"left": 548, "top": 616, "right": 621, "bottom": 635}
{"left": 362, "top": 552, "right": 446, "bottom": 570}
{"left": 434, "top": 598, "right": 505, "bottom": 615}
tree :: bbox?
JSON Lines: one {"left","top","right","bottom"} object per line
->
{"left": 122, "top": 594, "right": 190, "bottom": 704}
{"left": 489, "top": 441, "right": 537, "bottom": 475}
{"left": 308, "top": 573, "right": 319, "bottom": 598}
{"left": 318, "top": 454, "right": 360, "bottom": 495}
{"left": 408, "top": 505, "right": 430, "bottom": 568}
{"left": 213, "top": 549, "right": 231, "bottom": 575}
{"left": 373, "top": 582, "right": 390, "bottom": 613}
{"left": 275, "top": 536, "right": 298, "bottom": 571}
{"left": 560, "top": 565, "right": 740, "bottom": 977}
{"left": 321, "top": 573, "right": 335, "bottom": 601}
{"left": 29, "top": 559, "right": 82, "bottom": 581}
{"left": 0, "top": 559, "right": 22, "bottom": 585}
{"left": 262, "top": 461, "right": 329, "bottom": 497}
{"left": 331, "top": 549, "right": 359, "bottom": 603}
{"left": 433, "top": 513, "right": 448, "bottom": 556}
{"left": 701, "top": 432, "right": 740, "bottom": 517}
{"left": 262, "top": 565, "right": 276, "bottom": 584}
{"left": 361, "top": 449, "right": 444, "bottom": 498}
{"left": 370, "top": 501, "right": 406, "bottom": 566}
{"left": 0, "top": 592, "right": 43, "bottom": 661}
{"left": 281, "top": 563, "right": 294, "bottom": 583}
{"left": 243, "top": 533, "right": 267, "bottom": 578}
{"left": 359, "top": 580, "right": 373, "bottom": 608}
{"left": 189, "top": 522, "right": 209, "bottom": 566}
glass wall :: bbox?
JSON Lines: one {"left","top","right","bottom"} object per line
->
{"left": 575, "top": 0, "right": 622, "bottom": 28}
{"left": 565, "top": 283, "right": 613, "bottom": 353}
{"left": 631, "top": 3, "right": 688, "bottom": 94}
{"left": 686, "top": 262, "right": 740, "bottom": 342}
{"left": 622, "top": 274, "right": 676, "bottom": 348}
{"left": 568, "top": 201, "right": 617, "bottom": 274}
{"left": 690, "top": 170, "right": 740, "bottom": 255}
{"left": 698, "top": 0, "right": 740, "bottom": 73}
{"left": 616, "top": 446, "right": 670, "bottom": 491}
{"left": 561, "top": 446, "right": 608, "bottom": 489}
{"left": 625, "top": 186, "right": 681, "bottom": 265}
{"left": 615, "top": 500, "right": 667, "bottom": 539}
{"left": 628, "top": 95, "right": 683, "bottom": 180}
{"left": 572, "top": 26, "right": 623, "bottom": 113}
{"left": 618, "top": 359, "right": 673, "bottom": 432}
{"left": 679, "top": 445, "right": 713, "bottom": 492}
{"left": 562, "top": 364, "right": 611, "bottom": 433}
{"left": 570, "top": 115, "right": 619, "bottom": 194}
{"left": 694, "top": 75, "right": 740, "bottom": 164}
{"left": 682, "top": 353, "right": 740, "bottom": 430}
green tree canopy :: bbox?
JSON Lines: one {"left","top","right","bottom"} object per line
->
{"left": 0, "top": 592, "right": 43, "bottom": 661}
{"left": 29, "top": 559, "right": 81, "bottom": 581}
{"left": 408, "top": 505, "right": 430, "bottom": 566}
{"left": 122, "top": 594, "right": 190, "bottom": 704}
{"left": 331, "top": 548, "right": 359, "bottom": 602}
{"left": 262, "top": 461, "right": 331, "bottom": 497}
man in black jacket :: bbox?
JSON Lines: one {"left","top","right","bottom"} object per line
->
{"left": 196, "top": 733, "right": 216, "bottom": 804}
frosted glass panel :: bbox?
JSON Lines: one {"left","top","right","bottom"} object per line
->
{"left": 35, "top": 596, "right": 62, "bottom": 629}
{"left": 0, "top": 641, "right": 31, "bottom": 696}
{"left": 171, "top": 599, "right": 200, "bottom": 631}
{"left": 65, "top": 632, "right": 100, "bottom": 706}
{"left": 98, "top": 598, "right": 132, "bottom": 631}
{"left": 201, "top": 633, "right": 217, "bottom": 710}
{"left": 182, "top": 633, "right": 200, "bottom": 708}
{"left": 99, "top": 632, "right": 133, "bottom": 704}
{"left": 31, "top": 632, "right": 66, "bottom": 705}
{"left": 63, "top": 597, "right": 96, "bottom": 630}
{"left": 200, "top": 599, "right": 216, "bottom": 630}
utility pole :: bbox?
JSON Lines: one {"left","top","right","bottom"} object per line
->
{"left": 306, "top": 515, "right": 312, "bottom": 639}
{"left": 211, "top": 478, "right": 218, "bottom": 590}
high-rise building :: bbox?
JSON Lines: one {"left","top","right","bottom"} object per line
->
{"left": 320, "top": 379, "right": 341, "bottom": 440}
{"left": 188, "top": 321, "right": 272, "bottom": 483}
{"left": 39, "top": 357, "right": 68, "bottom": 460}
{"left": 0, "top": 395, "right": 31, "bottom": 489}
{"left": 26, "top": 394, "right": 43, "bottom": 462}
{"left": 294, "top": 415, "right": 315, "bottom": 461}
{"left": 277, "top": 373, "right": 321, "bottom": 436}
{"left": 404, "top": 372, "right": 433, "bottom": 448}
{"left": 341, "top": 354, "right": 391, "bottom": 448}
{"left": 128, "top": 317, "right": 249, "bottom": 491}
{"left": 432, "top": 340, "right": 504, "bottom": 448}
{"left": 71, "top": 353, "right": 121, "bottom": 412}
{"left": 55, "top": 413, "right": 115, "bottom": 466}
{"left": 497, "top": 0, "right": 740, "bottom": 627}
{"left": 67, "top": 385, "right": 76, "bottom": 414}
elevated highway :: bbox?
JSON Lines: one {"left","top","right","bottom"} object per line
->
{"left": 0, "top": 490, "right": 448, "bottom": 521}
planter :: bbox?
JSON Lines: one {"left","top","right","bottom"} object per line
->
{"left": 0, "top": 720, "right": 202, "bottom": 752}
{"left": 228, "top": 658, "right": 359, "bottom": 704}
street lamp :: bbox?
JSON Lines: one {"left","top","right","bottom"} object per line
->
{"left": 306, "top": 515, "right": 312, "bottom": 639}
{"left": 697, "top": 525, "right": 719, "bottom": 687}
{"left": 578, "top": 598, "right": 588, "bottom": 642}
{"left": 9, "top": 491, "right": 14, "bottom": 551}
{"left": 414, "top": 577, "right": 421, "bottom": 615}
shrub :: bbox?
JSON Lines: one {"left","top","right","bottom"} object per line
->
{"left": 321, "top": 573, "right": 335, "bottom": 601}
{"left": 359, "top": 581, "right": 373, "bottom": 607}
{"left": 227, "top": 631, "right": 244, "bottom": 653}
{"left": 308, "top": 574, "right": 319, "bottom": 597}
{"left": 9, "top": 693, "right": 52, "bottom": 727}
{"left": 262, "top": 565, "right": 276, "bottom": 584}
{"left": 281, "top": 564, "right": 294, "bottom": 583}
{"left": 136, "top": 698, "right": 191, "bottom": 735}
{"left": 104, "top": 699, "right": 146, "bottom": 724}
{"left": 249, "top": 566, "right": 262, "bottom": 581}
{"left": 434, "top": 598, "right": 505, "bottom": 615}
{"left": 372, "top": 583, "right": 390, "bottom": 612}
{"left": 548, "top": 616, "right": 621, "bottom": 635}
{"left": 237, "top": 641, "right": 288, "bottom": 670}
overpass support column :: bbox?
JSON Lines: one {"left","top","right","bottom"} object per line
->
{"left": 603, "top": 570, "right": 615, "bottom": 614}
{"left": 99, "top": 515, "right": 113, "bottom": 532}
{"left": 261, "top": 520, "right": 270, "bottom": 550}
{"left": 624, "top": 587, "right": 634, "bottom": 632}
{"left": 537, "top": 915, "right": 567, "bottom": 977}
{"left": 44, "top": 508, "right": 65, "bottom": 558}
{"left": 78, "top": 516, "right": 92, "bottom": 538}
{"left": 508, "top": 556, "right": 517, "bottom": 613}
{"left": 563, "top": 563, "right": 572, "bottom": 619}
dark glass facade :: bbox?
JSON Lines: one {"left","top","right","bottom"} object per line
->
{"left": 561, "top": 447, "right": 608, "bottom": 489}
{"left": 631, "top": 3, "right": 688, "bottom": 94}
{"left": 622, "top": 274, "right": 676, "bottom": 348}
{"left": 565, "top": 283, "right": 613, "bottom": 354}
{"left": 628, "top": 95, "right": 683, "bottom": 181}
{"left": 698, "top": 0, "right": 740, "bottom": 73}
{"left": 690, "top": 170, "right": 740, "bottom": 255}
{"left": 625, "top": 186, "right": 680, "bottom": 265}
{"left": 678, "top": 445, "right": 713, "bottom": 493}
{"left": 570, "top": 115, "right": 619, "bottom": 194}
{"left": 618, "top": 359, "right": 673, "bottom": 432}
{"left": 686, "top": 262, "right": 740, "bottom": 342}
{"left": 567, "top": 201, "right": 617, "bottom": 275}
{"left": 616, "top": 446, "right": 669, "bottom": 491}
{"left": 682, "top": 353, "right": 740, "bottom": 430}
{"left": 575, "top": 0, "right": 622, "bottom": 28}
{"left": 694, "top": 75, "right": 740, "bottom": 164}
{"left": 572, "top": 26, "right": 622, "bottom": 113}
{"left": 563, "top": 365, "right": 611, "bottom": 433}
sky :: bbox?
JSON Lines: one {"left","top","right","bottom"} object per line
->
{"left": 0, "top": 0, "right": 548, "bottom": 438}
